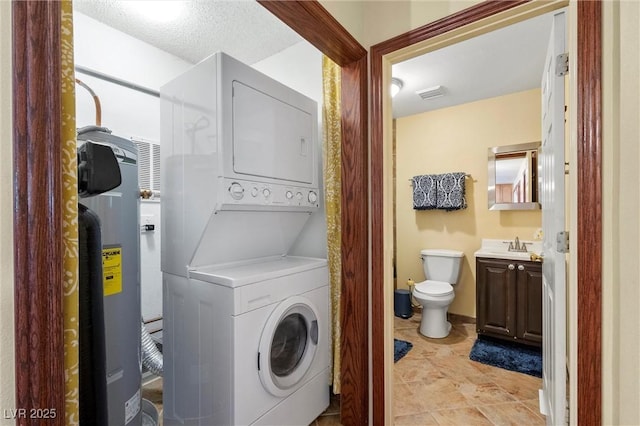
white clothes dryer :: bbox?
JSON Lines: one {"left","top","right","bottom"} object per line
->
{"left": 163, "top": 256, "right": 330, "bottom": 426}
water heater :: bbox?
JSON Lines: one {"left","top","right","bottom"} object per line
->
{"left": 78, "top": 125, "right": 142, "bottom": 425}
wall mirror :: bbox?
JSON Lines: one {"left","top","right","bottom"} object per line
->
{"left": 488, "top": 141, "right": 541, "bottom": 210}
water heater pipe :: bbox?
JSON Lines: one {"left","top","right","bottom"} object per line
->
{"left": 75, "top": 78, "right": 102, "bottom": 126}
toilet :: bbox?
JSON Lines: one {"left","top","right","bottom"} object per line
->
{"left": 412, "top": 249, "right": 464, "bottom": 338}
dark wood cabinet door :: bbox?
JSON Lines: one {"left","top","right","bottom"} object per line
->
{"left": 476, "top": 258, "right": 543, "bottom": 347}
{"left": 516, "top": 262, "right": 543, "bottom": 346}
{"left": 476, "top": 258, "right": 517, "bottom": 338}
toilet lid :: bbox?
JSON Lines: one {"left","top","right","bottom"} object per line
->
{"left": 415, "top": 280, "right": 453, "bottom": 296}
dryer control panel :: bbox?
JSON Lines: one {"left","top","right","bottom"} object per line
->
{"left": 218, "top": 178, "right": 319, "bottom": 211}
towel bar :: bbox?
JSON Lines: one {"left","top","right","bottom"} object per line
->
{"left": 408, "top": 173, "right": 471, "bottom": 185}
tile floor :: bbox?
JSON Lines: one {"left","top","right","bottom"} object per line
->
{"left": 142, "top": 310, "right": 544, "bottom": 425}
{"left": 393, "top": 311, "right": 544, "bottom": 425}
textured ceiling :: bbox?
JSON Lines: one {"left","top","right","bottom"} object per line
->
{"left": 74, "top": 1, "right": 558, "bottom": 120}
{"left": 392, "top": 11, "right": 556, "bottom": 118}
{"left": 73, "top": 0, "right": 303, "bottom": 65}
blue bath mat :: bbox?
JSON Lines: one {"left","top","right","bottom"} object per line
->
{"left": 469, "top": 337, "right": 542, "bottom": 377}
{"left": 394, "top": 339, "right": 413, "bottom": 363}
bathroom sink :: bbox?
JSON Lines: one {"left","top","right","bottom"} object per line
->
{"left": 474, "top": 249, "right": 536, "bottom": 261}
{"left": 474, "top": 239, "right": 543, "bottom": 262}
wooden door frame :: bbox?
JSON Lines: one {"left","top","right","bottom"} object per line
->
{"left": 257, "top": 3, "right": 370, "bottom": 424}
{"left": 12, "top": 1, "right": 66, "bottom": 420}
{"left": 371, "top": 0, "right": 601, "bottom": 424}
{"left": 13, "top": 0, "right": 369, "bottom": 424}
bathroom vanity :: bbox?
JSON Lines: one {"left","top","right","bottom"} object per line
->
{"left": 473, "top": 238, "right": 543, "bottom": 347}
{"left": 475, "top": 257, "right": 542, "bottom": 347}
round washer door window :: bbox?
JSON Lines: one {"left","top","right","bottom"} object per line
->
{"left": 258, "top": 296, "right": 319, "bottom": 397}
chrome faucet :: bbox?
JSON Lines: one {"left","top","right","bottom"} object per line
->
{"left": 508, "top": 236, "right": 528, "bottom": 252}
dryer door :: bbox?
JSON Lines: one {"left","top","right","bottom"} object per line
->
{"left": 258, "top": 296, "right": 319, "bottom": 397}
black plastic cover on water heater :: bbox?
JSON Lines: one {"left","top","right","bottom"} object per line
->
{"left": 78, "top": 203, "right": 109, "bottom": 426}
{"left": 77, "top": 140, "right": 122, "bottom": 197}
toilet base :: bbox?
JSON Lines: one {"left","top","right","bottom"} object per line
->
{"left": 419, "top": 306, "right": 452, "bottom": 339}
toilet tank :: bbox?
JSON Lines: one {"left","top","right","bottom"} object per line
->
{"left": 420, "top": 249, "right": 464, "bottom": 284}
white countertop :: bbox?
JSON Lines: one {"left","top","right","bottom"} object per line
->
{"left": 474, "top": 238, "right": 543, "bottom": 262}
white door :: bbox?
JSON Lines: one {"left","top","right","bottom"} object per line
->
{"left": 232, "top": 81, "right": 314, "bottom": 184}
{"left": 540, "top": 10, "right": 567, "bottom": 425}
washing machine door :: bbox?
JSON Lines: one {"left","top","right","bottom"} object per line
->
{"left": 258, "top": 295, "right": 319, "bottom": 397}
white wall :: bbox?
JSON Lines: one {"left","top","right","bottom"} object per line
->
{"left": 138, "top": 201, "right": 162, "bottom": 323}
{"left": 0, "top": 0, "right": 15, "bottom": 416}
{"left": 74, "top": 13, "right": 192, "bottom": 138}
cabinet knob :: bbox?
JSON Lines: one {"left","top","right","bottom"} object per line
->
{"left": 508, "top": 264, "right": 515, "bottom": 270}
{"left": 518, "top": 264, "right": 525, "bottom": 271}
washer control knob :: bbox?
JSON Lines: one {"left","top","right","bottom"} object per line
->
{"left": 308, "top": 191, "right": 318, "bottom": 204}
{"left": 286, "top": 190, "right": 294, "bottom": 200}
{"left": 229, "top": 182, "right": 244, "bottom": 200}
{"left": 296, "top": 192, "right": 303, "bottom": 200}
{"left": 251, "top": 187, "right": 259, "bottom": 197}
{"left": 263, "top": 188, "right": 271, "bottom": 198}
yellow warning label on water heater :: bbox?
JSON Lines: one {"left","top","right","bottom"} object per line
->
{"left": 102, "top": 246, "right": 123, "bottom": 296}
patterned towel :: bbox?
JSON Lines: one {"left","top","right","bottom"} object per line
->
{"left": 436, "top": 172, "right": 467, "bottom": 211}
{"left": 412, "top": 174, "right": 437, "bottom": 210}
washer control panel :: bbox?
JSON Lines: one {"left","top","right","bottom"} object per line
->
{"left": 219, "top": 178, "right": 320, "bottom": 210}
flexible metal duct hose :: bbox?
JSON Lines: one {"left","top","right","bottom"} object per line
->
{"left": 141, "top": 322, "right": 163, "bottom": 376}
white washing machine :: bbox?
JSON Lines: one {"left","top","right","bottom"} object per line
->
{"left": 161, "top": 52, "right": 329, "bottom": 425}
{"left": 163, "top": 255, "right": 330, "bottom": 425}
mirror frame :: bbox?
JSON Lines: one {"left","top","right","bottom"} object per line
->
{"left": 488, "top": 141, "right": 541, "bottom": 210}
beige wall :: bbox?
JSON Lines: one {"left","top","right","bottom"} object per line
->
{"left": 395, "top": 89, "right": 542, "bottom": 317}
{"left": 320, "top": 0, "right": 481, "bottom": 48}
{"left": 602, "top": 0, "right": 640, "bottom": 424}
{"left": 0, "top": 0, "right": 15, "bottom": 414}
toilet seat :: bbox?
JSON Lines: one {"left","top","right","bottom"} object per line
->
{"left": 414, "top": 280, "right": 453, "bottom": 297}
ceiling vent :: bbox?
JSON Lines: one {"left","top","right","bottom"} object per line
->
{"left": 416, "top": 85, "right": 445, "bottom": 100}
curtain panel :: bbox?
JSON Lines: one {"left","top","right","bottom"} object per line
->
{"left": 322, "top": 55, "right": 342, "bottom": 394}
{"left": 61, "top": 1, "right": 79, "bottom": 423}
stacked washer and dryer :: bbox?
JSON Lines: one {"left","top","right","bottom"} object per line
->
{"left": 160, "top": 52, "right": 330, "bottom": 425}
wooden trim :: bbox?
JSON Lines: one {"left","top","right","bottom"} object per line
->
{"left": 576, "top": 0, "right": 602, "bottom": 423}
{"left": 370, "top": 39, "right": 386, "bottom": 426}
{"left": 339, "top": 56, "right": 369, "bottom": 426}
{"left": 12, "top": 1, "right": 66, "bottom": 423}
{"left": 257, "top": 2, "right": 369, "bottom": 424}
{"left": 447, "top": 312, "right": 477, "bottom": 325}
{"left": 371, "top": 0, "right": 602, "bottom": 424}
{"left": 370, "top": 0, "right": 529, "bottom": 56}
